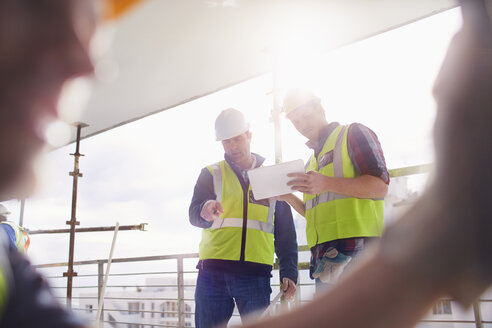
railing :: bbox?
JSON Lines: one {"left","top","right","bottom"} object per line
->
{"left": 36, "top": 247, "right": 489, "bottom": 328}
{"left": 39, "top": 252, "right": 297, "bottom": 327}
{"left": 37, "top": 253, "right": 199, "bottom": 327}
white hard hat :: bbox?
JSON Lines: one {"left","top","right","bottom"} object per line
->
{"left": 215, "top": 108, "right": 250, "bottom": 141}
{"left": 283, "top": 89, "right": 320, "bottom": 117}
{"left": 0, "top": 204, "right": 10, "bottom": 218}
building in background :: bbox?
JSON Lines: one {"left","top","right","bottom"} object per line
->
{"left": 80, "top": 277, "right": 195, "bottom": 327}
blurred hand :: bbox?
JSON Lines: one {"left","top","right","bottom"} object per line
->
{"left": 200, "top": 200, "right": 224, "bottom": 222}
{"left": 287, "top": 171, "right": 327, "bottom": 195}
{"left": 282, "top": 277, "right": 297, "bottom": 301}
{"left": 432, "top": 27, "right": 492, "bottom": 212}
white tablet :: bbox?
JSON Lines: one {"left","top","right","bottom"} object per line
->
{"left": 248, "top": 159, "right": 304, "bottom": 200}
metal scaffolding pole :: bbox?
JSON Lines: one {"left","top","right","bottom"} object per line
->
{"left": 63, "top": 123, "right": 87, "bottom": 308}
{"left": 272, "top": 51, "right": 283, "bottom": 165}
{"left": 27, "top": 223, "right": 147, "bottom": 235}
{"left": 272, "top": 51, "right": 290, "bottom": 307}
{"left": 19, "top": 199, "right": 25, "bottom": 227}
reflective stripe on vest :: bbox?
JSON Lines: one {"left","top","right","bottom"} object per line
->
{"left": 210, "top": 217, "right": 275, "bottom": 234}
{"left": 200, "top": 160, "right": 276, "bottom": 265}
{"left": 211, "top": 163, "right": 222, "bottom": 204}
{"left": 304, "top": 124, "right": 384, "bottom": 248}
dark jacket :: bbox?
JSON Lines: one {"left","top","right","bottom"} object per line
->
{"left": 189, "top": 153, "right": 298, "bottom": 283}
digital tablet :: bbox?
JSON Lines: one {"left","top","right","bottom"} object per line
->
{"left": 248, "top": 159, "right": 304, "bottom": 200}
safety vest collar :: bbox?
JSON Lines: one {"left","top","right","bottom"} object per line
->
{"left": 314, "top": 124, "right": 347, "bottom": 177}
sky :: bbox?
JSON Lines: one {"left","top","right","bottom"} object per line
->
{"left": 3, "top": 7, "right": 462, "bottom": 277}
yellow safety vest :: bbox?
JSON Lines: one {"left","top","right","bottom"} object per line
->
{"left": 0, "top": 267, "right": 6, "bottom": 317}
{"left": 199, "top": 160, "right": 276, "bottom": 265}
{"left": 304, "top": 124, "right": 385, "bottom": 248}
{"left": 0, "top": 222, "right": 28, "bottom": 254}
{"left": 0, "top": 245, "right": 10, "bottom": 317}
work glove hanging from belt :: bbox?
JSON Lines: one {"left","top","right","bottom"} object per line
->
{"left": 312, "top": 247, "right": 352, "bottom": 284}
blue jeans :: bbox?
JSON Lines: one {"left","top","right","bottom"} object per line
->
{"left": 194, "top": 269, "right": 272, "bottom": 328}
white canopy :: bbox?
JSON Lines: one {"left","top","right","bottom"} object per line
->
{"left": 71, "top": 0, "right": 458, "bottom": 141}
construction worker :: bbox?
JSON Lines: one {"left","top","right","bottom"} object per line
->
{"left": 0, "top": 204, "right": 30, "bottom": 254}
{"left": 280, "top": 89, "right": 389, "bottom": 289}
{"left": 0, "top": 0, "right": 96, "bottom": 326}
{"left": 189, "top": 108, "right": 298, "bottom": 327}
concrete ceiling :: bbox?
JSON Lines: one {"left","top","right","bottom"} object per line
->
{"left": 69, "top": 0, "right": 458, "bottom": 142}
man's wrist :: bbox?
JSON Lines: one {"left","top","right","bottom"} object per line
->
{"left": 281, "top": 276, "right": 297, "bottom": 284}
{"left": 318, "top": 174, "right": 331, "bottom": 194}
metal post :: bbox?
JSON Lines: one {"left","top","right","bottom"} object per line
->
{"left": 276, "top": 259, "right": 286, "bottom": 308}
{"left": 272, "top": 51, "right": 283, "bottom": 164}
{"left": 19, "top": 199, "right": 25, "bottom": 227}
{"left": 97, "top": 261, "right": 104, "bottom": 324}
{"left": 96, "top": 222, "right": 119, "bottom": 325}
{"left": 177, "top": 256, "right": 184, "bottom": 327}
{"left": 473, "top": 301, "right": 483, "bottom": 328}
{"left": 63, "top": 123, "right": 87, "bottom": 308}
{"left": 293, "top": 277, "right": 300, "bottom": 307}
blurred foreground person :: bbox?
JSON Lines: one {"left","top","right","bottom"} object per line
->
{"left": 242, "top": 0, "right": 492, "bottom": 327}
{"left": 0, "top": 204, "right": 30, "bottom": 254}
{"left": 0, "top": 0, "right": 96, "bottom": 326}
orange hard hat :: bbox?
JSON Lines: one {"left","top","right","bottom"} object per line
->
{"left": 104, "top": 0, "right": 144, "bottom": 20}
